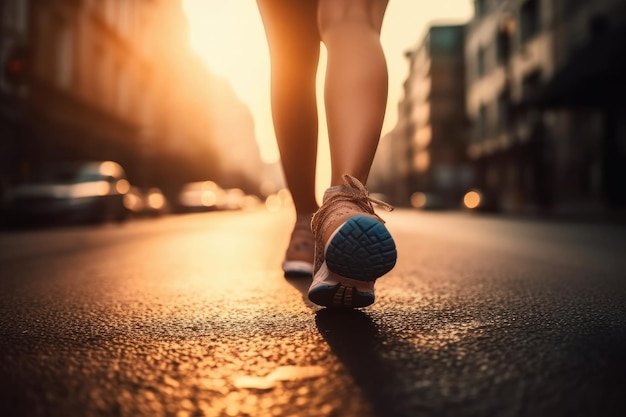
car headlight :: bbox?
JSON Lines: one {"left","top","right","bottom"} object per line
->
{"left": 69, "top": 181, "right": 111, "bottom": 199}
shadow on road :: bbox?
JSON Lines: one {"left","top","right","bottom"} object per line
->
{"left": 284, "top": 275, "right": 311, "bottom": 294}
{"left": 284, "top": 275, "right": 323, "bottom": 310}
{"left": 315, "top": 309, "right": 406, "bottom": 417}
{"left": 314, "top": 302, "right": 626, "bottom": 417}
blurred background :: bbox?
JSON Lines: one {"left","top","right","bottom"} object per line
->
{"left": 0, "top": 0, "right": 625, "bottom": 227}
{"left": 372, "top": 0, "right": 626, "bottom": 217}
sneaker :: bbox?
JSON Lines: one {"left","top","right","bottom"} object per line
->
{"left": 308, "top": 175, "right": 396, "bottom": 308}
{"left": 282, "top": 214, "right": 315, "bottom": 278}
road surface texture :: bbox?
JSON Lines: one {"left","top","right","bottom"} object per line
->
{"left": 1, "top": 207, "right": 625, "bottom": 417}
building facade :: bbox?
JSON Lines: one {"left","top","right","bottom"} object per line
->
{"left": 379, "top": 24, "right": 470, "bottom": 207}
{"left": 465, "top": 0, "right": 626, "bottom": 214}
{"left": 1, "top": 0, "right": 264, "bottom": 203}
{"left": 1, "top": 0, "right": 157, "bottom": 186}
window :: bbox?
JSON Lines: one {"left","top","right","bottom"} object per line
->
{"left": 520, "top": 0, "right": 541, "bottom": 43}
{"left": 429, "top": 26, "right": 463, "bottom": 53}
{"left": 2, "top": 0, "right": 29, "bottom": 33}
{"left": 475, "top": 0, "right": 488, "bottom": 19}
{"left": 413, "top": 151, "right": 430, "bottom": 173}
{"left": 496, "top": 29, "right": 511, "bottom": 64}
{"left": 54, "top": 24, "right": 73, "bottom": 89}
{"left": 562, "top": 0, "right": 586, "bottom": 17}
{"left": 478, "top": 104, "right": 488, "bottom": 139}
{"left": 477, "top": 46, "right": 486, "bottom": 78}
{"left": 413, "top": 126, "right": 432, "bottom": 149}
{"left": 115, "top": 65, "right": 129, "bottom": 115}
{"left": 92, "top": 46, "right": 106, "bottom": 104}
{"left": 522, "top": 70, "right": 542, "bottom": 101}
{"left": 497, "top": 91, "right": 510, "bottom": 132}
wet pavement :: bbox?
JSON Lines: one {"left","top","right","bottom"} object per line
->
{"left": 0, "top": 208, "right": 625, "bottom": 417}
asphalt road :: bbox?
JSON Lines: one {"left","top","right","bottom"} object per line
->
{"left": 0, "top": 207, "right": 625, "bottom": 417}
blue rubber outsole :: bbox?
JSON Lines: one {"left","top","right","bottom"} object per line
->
{"left": 325, "top": 215, "right": 396, "bottom": 281}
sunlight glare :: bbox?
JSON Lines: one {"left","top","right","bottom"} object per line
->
{"left": 182, "top": 0, "right": 278, "bottom": 164}
{"left": 183, "top": 1, "right": 247, "bottom": 78}
{"left": 182, "top": 1, "right": 475, "bottom": 193}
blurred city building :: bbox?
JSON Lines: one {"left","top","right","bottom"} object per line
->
{"left": 0, "top": 0, "right": 264, "bottom": 206}
{"left": 465, "top": 0, "right": 626, "bottom": 214}
{"left": 376, "top": 0, "right": 626, "bottom": 216}
{"left": 374, "top": 24, "right": 471, "bottom": 208}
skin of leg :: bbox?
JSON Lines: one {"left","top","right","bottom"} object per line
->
{"left": 318, "top": 0, "right": 389, "bottom": 186}
{"left": 257, "top": 0, "right": 321, "bottom": 216}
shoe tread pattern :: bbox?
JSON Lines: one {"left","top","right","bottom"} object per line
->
{"left": 325, "top": 216, "right": 396, "bottom": 281}
{"left": 308, "top": 283, "right": 374, "bottom": 308}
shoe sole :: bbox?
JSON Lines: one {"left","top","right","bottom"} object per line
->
{"left": 308, "top": 282, "right": 375, "bottom": 308}
{"left": 282, "top": 260, "right": 313, "bottom": 278}
{"left": 325, "top": 215, "right": 396, "bottom": 281}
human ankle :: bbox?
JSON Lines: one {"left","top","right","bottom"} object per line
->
{"left": 296, "top": 212, "right": 314, "bottom": 222}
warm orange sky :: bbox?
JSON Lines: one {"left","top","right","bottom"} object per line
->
{"left": 182, "top": 0, "right": 473, "bottom": 192}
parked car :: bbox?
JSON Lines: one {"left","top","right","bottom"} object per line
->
{"left": 3, "top": 160, "right": 130, "bottom": 226}
{"left": 124, "top": 186, "right": 169, "bottom": 217}
{"left": 122, "top": 185, "right": 145, "bottom": 216}
{"left": 177, "top": 180, "right": 226, "bottom": 212}
{"left": 142, "top": 187, "right": 169, "bottom": 216}
{"left": 176, "top": 181, "right": 261, "bottom": 213}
